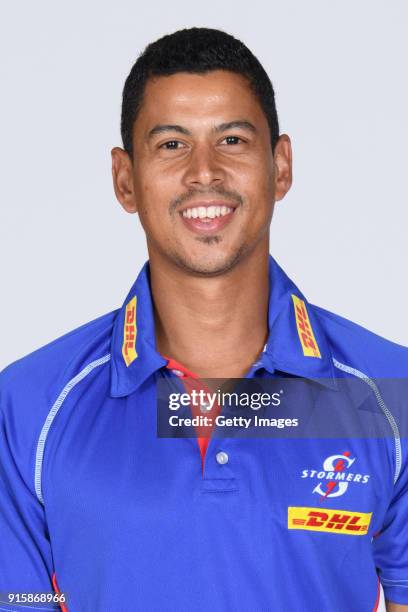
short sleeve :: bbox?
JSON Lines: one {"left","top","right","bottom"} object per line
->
{"left": 373, "top": 437, "right": 408, "bottom": 605}
{"left": 0, "top": 395, "right": 59, "bottom": 609}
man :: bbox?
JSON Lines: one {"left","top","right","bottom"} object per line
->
{"left": 1, "top": 27, "right": 407, "bottom": 612}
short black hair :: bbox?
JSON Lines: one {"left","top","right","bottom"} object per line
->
{"left": 121, "top": 27, "right": 280, "bottom": 158}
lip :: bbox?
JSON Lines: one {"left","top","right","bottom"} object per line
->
{"left": 178, "top": 200, "right": 237, "bottom": 234}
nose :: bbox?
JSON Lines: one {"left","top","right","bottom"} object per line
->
{"left": 182, "top": 143, "right": 225, "bottom": 188}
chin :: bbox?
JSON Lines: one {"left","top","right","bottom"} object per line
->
{"left": 171, "top": 244, "right": 248, "bottom": 277}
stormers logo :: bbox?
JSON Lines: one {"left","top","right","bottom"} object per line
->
{"left": 302, "top": 451, "right": 370, "bottom": 500}
{"left": 292, "top": 294, "right": 321, "bottom": 358}
{"left": 288, "top": 507, "right": 372, "bottom": 535}
{"left": 122, "top": 296, "right": 137, "bottom": 367}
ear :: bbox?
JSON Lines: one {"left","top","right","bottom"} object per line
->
{"left": 111, "top": 147, "right": 138, "bottom": 213}
{"left": 273, "top": 134, "right": 293, "bottom": 201}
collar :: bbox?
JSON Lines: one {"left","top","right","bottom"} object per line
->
{"left": 260, "top": 257, "right": 337, "bottom": 390}
{"left": 110, "top": 256, "right": 337, "bottom": 398}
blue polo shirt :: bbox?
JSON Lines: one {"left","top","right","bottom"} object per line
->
{"left": 1, "top": 255, "right": 408, "bottom": 611}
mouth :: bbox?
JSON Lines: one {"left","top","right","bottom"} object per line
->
{"left": 178, "top": 201, "right": 237, "bottom": 234}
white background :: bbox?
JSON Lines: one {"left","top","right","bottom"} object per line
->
{"left": 1, "top": 0, "right": 407, "bottom": 369}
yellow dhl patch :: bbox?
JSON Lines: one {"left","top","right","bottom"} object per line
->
{"left": 288, "top": 506, "right": 372, "bottom": 535}
{"left": 122, "top": 296, "right": 137, "bottom": 367}
{"left": 292, "top": 294, "right": 321, "bottom": 358}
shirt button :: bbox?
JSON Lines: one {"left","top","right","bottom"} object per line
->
{"left": 216, "top": 451, "right": 229, "bottom": 465}
{"left": 171, "top": 369, "right": 184, "bottom": 377}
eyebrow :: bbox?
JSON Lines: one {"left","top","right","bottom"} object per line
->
{"left": 148, "top": 124, "right": 192, "bottom": 138}
{"left": 214, "top": 120, "right": 257, "bottom": 134}
{"left": 147, "top": 120, "right": 257, "bottom": 140}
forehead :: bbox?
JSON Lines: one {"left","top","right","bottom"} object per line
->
{"left": 134, "top": 70, "right": 268, "bottom": 133}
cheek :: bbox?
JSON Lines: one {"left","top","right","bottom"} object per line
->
{"left": 135, "top": 179, "right": 177, "bottom": 237}
{"left": 134, "top": 172, "right": 165, "bottom": 218}
{"left": 256, "top": 158, "right": 275, "bottom": 203}
{"left": 139, "top": 160, "right": 178, "bottom": 197}
{"left": 239, "top": 161, "right": 274, "bottom": 206}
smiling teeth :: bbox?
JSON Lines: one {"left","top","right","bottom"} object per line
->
{"left": 182, "top": 206, "right": 233, "bottom": 219}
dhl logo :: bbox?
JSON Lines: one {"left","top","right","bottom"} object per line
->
{"left": 288, "top": 506, "right": 372, "bottom": 535}
{"left": 122, "top": 296, "right": 137, "bottom": 367}
{"left": 292, "top": 295, "right": 321, "bottom": 358}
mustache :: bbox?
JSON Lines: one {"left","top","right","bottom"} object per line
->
{"left": 169, "top": 186, "right": 244, "bottom": 213}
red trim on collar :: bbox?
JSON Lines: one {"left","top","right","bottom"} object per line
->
{"left": 163, "top": 356, "right": 221, "bottom": 472}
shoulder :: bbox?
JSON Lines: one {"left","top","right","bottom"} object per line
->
{"left": 0, "top": 310, "right": 119, "bottom": 489}
{"left": 312, "top": 304, "right": 408, "bottom": 378}
{"left": 1, "top": 309, "right": 118, "bottom": 397}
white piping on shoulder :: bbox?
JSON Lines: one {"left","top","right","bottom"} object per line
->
{"left": 332, "top": 357, "right": 402, "bottom": 485}
{"left": 35, "top": 353, "right": 111, "bottom": 505}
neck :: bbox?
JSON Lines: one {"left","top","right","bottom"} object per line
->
{"left": 149, "top": 247, "right": 270, "bottom": 378}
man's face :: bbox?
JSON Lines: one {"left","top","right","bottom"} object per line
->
{"left": 112, "top": 70, "right": 292, "bottom": 276}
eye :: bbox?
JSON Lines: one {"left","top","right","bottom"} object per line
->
{"left": 159, "top": 140, "right": 185, "bottom": 150}
{"left": 221, "top": 135, "right": 245, "bottom": 145}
